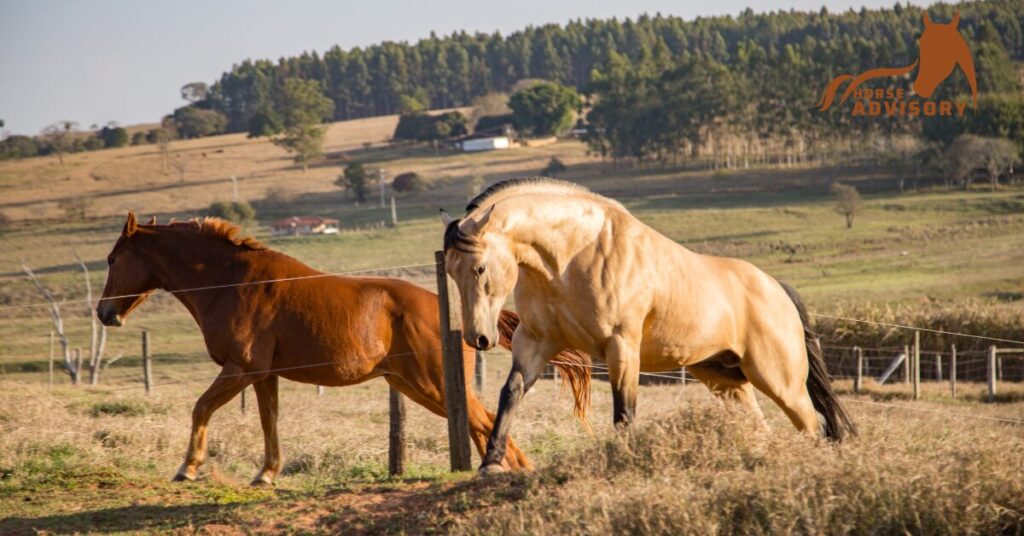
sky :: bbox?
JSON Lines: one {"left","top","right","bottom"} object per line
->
{"left": 0, "top": 0, "right": 932, "bottom": 136}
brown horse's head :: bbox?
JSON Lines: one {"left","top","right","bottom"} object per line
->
{"left": 97, "top": 212, "right": 160, "bottom": 327}
{"left": 914, "top": 11, "right": 977, "bottom": 105}
{"left": 442, "top": 206, "right": 516, "bottom": 351}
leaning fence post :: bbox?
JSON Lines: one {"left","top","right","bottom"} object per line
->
{"left": 987, "top": 345, "right": 997, "bottom": 402}
{"left": 912, "top": 331, "right": 921, "bottom": 400}
{"left": 903, "top": 344, "right": 910, "bottom": 385}
{"left": 474, "top": 350, "right": 485, "bottom": 393}
{"left": 48, "top": 331, "right": 55, "bottom": 392}
{"left": 317, "top": 385, "right": 325, "bottom": 397}
{"left": 142, "top": 330, "right": 153, "bottom": 394}
{"left": 389, "top": 387, "right": 406, "bottom": 476}
{"left": 949, "top": 344, "right": 957, "bottom": 399}
{"left": 434, "top": 250, "right": 473, "bottom": 472}
{"left": 854, "top": 346, "right": 863, "bottom": 394}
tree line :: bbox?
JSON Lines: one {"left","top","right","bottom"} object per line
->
{"left": 3, "top": 0, "right": 1022, "bottom": 164}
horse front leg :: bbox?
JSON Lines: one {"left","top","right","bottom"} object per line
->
{"left": 605, "top": 334, "right": 641, "bottom": 428}
{"left": 251, "top": 374, "right": 281, "bottom": 486}
{"left": 479, "top": 329, "right": 555, "bottom": 475}
{"left": 173, "top": 364, "right": 251, "bottom": 481}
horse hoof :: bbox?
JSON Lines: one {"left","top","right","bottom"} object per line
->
{"left": 171, "top": 472, "right": 196, "bottom": 482}
{"left": 477, "top": 464, "right": 505, "bottom": 477}
{"left": 250, "top": 475, "right": 275, "bottom": 487}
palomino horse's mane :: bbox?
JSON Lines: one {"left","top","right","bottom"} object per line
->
{"left": 446, "top": 178, "right": 621, "bottom": 252}
{"left": 159, "top": 218, "right": 266, "bottom": 251}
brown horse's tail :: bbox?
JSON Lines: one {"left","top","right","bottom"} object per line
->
{"left": 498, "top": 310, "right": 591, "bottom": 422}
{"left": 777, "top": 281, "right": 857, "bottom": 442}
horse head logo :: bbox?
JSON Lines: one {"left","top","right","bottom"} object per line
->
{"left": 817, "top": 11, "right": 977, "bottom": 111}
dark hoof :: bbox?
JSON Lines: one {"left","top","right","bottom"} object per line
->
{"left": 171, "top": 472, "right": 195, "bottom": 482}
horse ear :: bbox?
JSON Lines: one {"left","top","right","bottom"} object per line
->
{"left": 440, "top": 209, "right": 455, "bottom": 227}
{"left": 148, "top": 215, "right": 157, "bottom": 225}
{"left": 950, "top": 11, "right": 959, "bottom": 28}
{"left": 922, "top": 11, "right": 932, "bottom": 27}
{"left": 123, "top": 212, "right": 138, "bottom": 237}
{"left": 462, "top": 204, "right": 494, "bottom": 236}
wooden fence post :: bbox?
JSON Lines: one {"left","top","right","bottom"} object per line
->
{"left": 142, "top": 330, "right": 153, "bottom": 394}
{"left": 317, "top": 385, "right": 325, "bottom": 397}
{"left": 854, "top": 346, "right": 863, "bottom": 394}
{"left": 434, "top": 251, "right": 473, "bottom": 471}
{"left": 73, "top": 348, "right": 82, "bottom": 385}
{"left": 680, "top": 367, "right": 687, "bottom": 388}
{"left": 474, "top": 350, "right": 485, "bottom": 393}
{"left": 240, "top": 387, "right": 247, "bottom": 413}
{"left": 48, "top": 331, "right": 55, "bottom": 392}
{"left": 987, "top": 345, "right": 997, "bottom": 402}
{"left": 912, "top": 331, "right": 920, "bottom": 400}
{"left": 389, "top": 387, "right": 406, "bottom": 476}
{"left": 934, "top": 348, "right": 942, "bottom": 382}
{"left": 390, "top": 196, "right": 398, "bottom": 227}
{"left": 949, "top": 345, "right": 957, "bottom": 399}
{"left": 903, "top": 344, "right": 910, "bottom": 385}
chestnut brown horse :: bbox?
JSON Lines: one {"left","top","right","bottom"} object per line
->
{"left": 96, "top": 213, "right": 589, "bottom": 485}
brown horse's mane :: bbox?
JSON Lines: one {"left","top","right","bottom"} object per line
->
{"left": 159, "top": 218, "right": 266, "bottom": 251}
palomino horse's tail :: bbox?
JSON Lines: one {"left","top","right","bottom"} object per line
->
{"left": 498, "top": 310, "right": 592, "bottom": 422}
{"left": 777, "top": 281, "right": 857, "bottom": 441}
{"left": 816, "top": 60, "right": 918, "bottom": 112}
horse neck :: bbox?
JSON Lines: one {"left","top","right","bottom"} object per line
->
{"left": 144, "top": 230, "right": 251, "bottom": 312}
{"left": 495, "top": 196, "right": 609, "bottom": 279}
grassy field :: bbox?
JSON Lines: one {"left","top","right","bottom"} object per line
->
{"left": 1, "top": 116, "right": 1023, "bottom": 533}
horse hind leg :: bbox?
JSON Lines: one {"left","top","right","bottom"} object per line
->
{"left": 686, "top": 359, "right": 767, "bottom": 430}
{"left": 251, "top": 375, "right": 282, "bottom": 486}
{"left": 739, "top": 337, "right": 822, "bottom": 438}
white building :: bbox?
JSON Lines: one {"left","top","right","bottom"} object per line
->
{"left": 459, "top": 136, "right": 511, "bottom": 152}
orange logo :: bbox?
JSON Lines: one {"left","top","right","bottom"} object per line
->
{"left": 817, "top": 11, "right": 977, "bottom": 117}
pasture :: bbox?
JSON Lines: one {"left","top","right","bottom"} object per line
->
{"left": 1, "top": 117, "right": 1023, "bottom": 533}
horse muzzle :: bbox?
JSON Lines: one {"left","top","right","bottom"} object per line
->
{"left": 96, "top": 303, "right": 124, "bottom": 327}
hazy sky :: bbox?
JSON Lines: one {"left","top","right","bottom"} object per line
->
{"left": 1, "top": 0, "right": 932, "bottom": 136}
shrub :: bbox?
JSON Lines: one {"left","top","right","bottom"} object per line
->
{"left": 712, "top": 169, "right": 730, "bottom": 181}
{"left": 392, "top": 172, "right": 426, "bottom": 192}
{"left": 89, "top": 400, "right": 148, "bottom": 418}
{"left": 207, "top": 201, "right": 256, "bottom": 224}
{"left": 541, "top": 157, "right": 567, "bottom": 178}
{"left": 130, "top": 131, "right": 148, "bottom": 146}
{"left": 393, "top": 112, "right": 468, "bottom": 143}
{"left": 263, "top": 186, "right": 298, "bottom": 208}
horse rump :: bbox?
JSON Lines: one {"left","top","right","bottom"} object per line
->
{"left": 778, "top": 281, "right": 857, "bottom": 441}
{"left": 497, "top": 310, "right": 592, "bottom": 421}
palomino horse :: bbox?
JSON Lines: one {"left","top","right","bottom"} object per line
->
{"left": 817, "top": 11, "right": 977, "bottom": 111}
{"left": 96, "top": 213, "right": 589, "bottom": 484}
{"left": 442, "top": 178, "right": 855, "bottom": 474}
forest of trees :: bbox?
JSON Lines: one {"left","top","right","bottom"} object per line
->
{"left": 3, "top": 0, "right": 1022, "bottom": 163}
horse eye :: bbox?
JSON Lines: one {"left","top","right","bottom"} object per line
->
{"left": 475, "top": 265, "right": 486, "bottom": 276}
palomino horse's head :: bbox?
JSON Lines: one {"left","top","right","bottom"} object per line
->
{"left": 441, "top": 206, "right": 516, "bottom": 350}
{"left": 96, "top": 212, "right": 160, "bottom": 327}
{"left": 913, "top": 11, "right": 977, "bottom": 104}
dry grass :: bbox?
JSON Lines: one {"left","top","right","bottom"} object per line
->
{"left": 1, "top": 362, "right": 1022, "bottom": 533}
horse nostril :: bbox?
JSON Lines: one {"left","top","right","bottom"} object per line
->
{"left": 477, "top": 335, "right": 489, "bottom": 349}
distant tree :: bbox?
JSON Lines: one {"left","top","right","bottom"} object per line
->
{"left": 393, "top": 111, "right": 468, "bottom": 144}
{"left": 41, "top": 121, "right": 79, "bottom": 164}
{"left": 207, "top": 201, "right": 256, "bottom": 224}
{"left": 978, "top": 137, "right": 1019, "bottom": 191}
{"left": 831, "top": 183, "right": 862, "bottom": 229}
{"left": 541, "top": 157, "right": 567, "bottom": 177}
{"left": 398, "top": 94, "right": 427, "bottom": 115}
{"left": 173, "top": 106, "right": 228, "bottom": 138}
{"left": 149, "top": 119, "right": 178, "bottom": 173}
{"left": 0, "top": 135, "right": 39, "bottom": 159}
{"left": 509, "top": 82, "right": 578, "bottom": 137}
{"left": 130, "top": 131, "right": 148, "bottom": 145}
{"left": 273, "top": 124, "right": 325, "bottom": 172}
{"left": 391, "top": 172, "right": 426, "bottom": 192}
{"left": 80, "top": 135, "right": 104, "bottom": 151}
{"left": 98, "top": 124, "right": 129, "bottom": 148}
{"left": 180, "top": 82, "right": 210, "bottom": 104}
{"left": 248, "top": 110, "right": 282, "bottom": 138}
{"left": 945, "top": 135, "right": 987, "bottom": 189}
{"left": 272, "top": 79, "right": 334, "bottom": 170}
{"left": 336, "top": 162, "right": 369, "bottom": 202}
